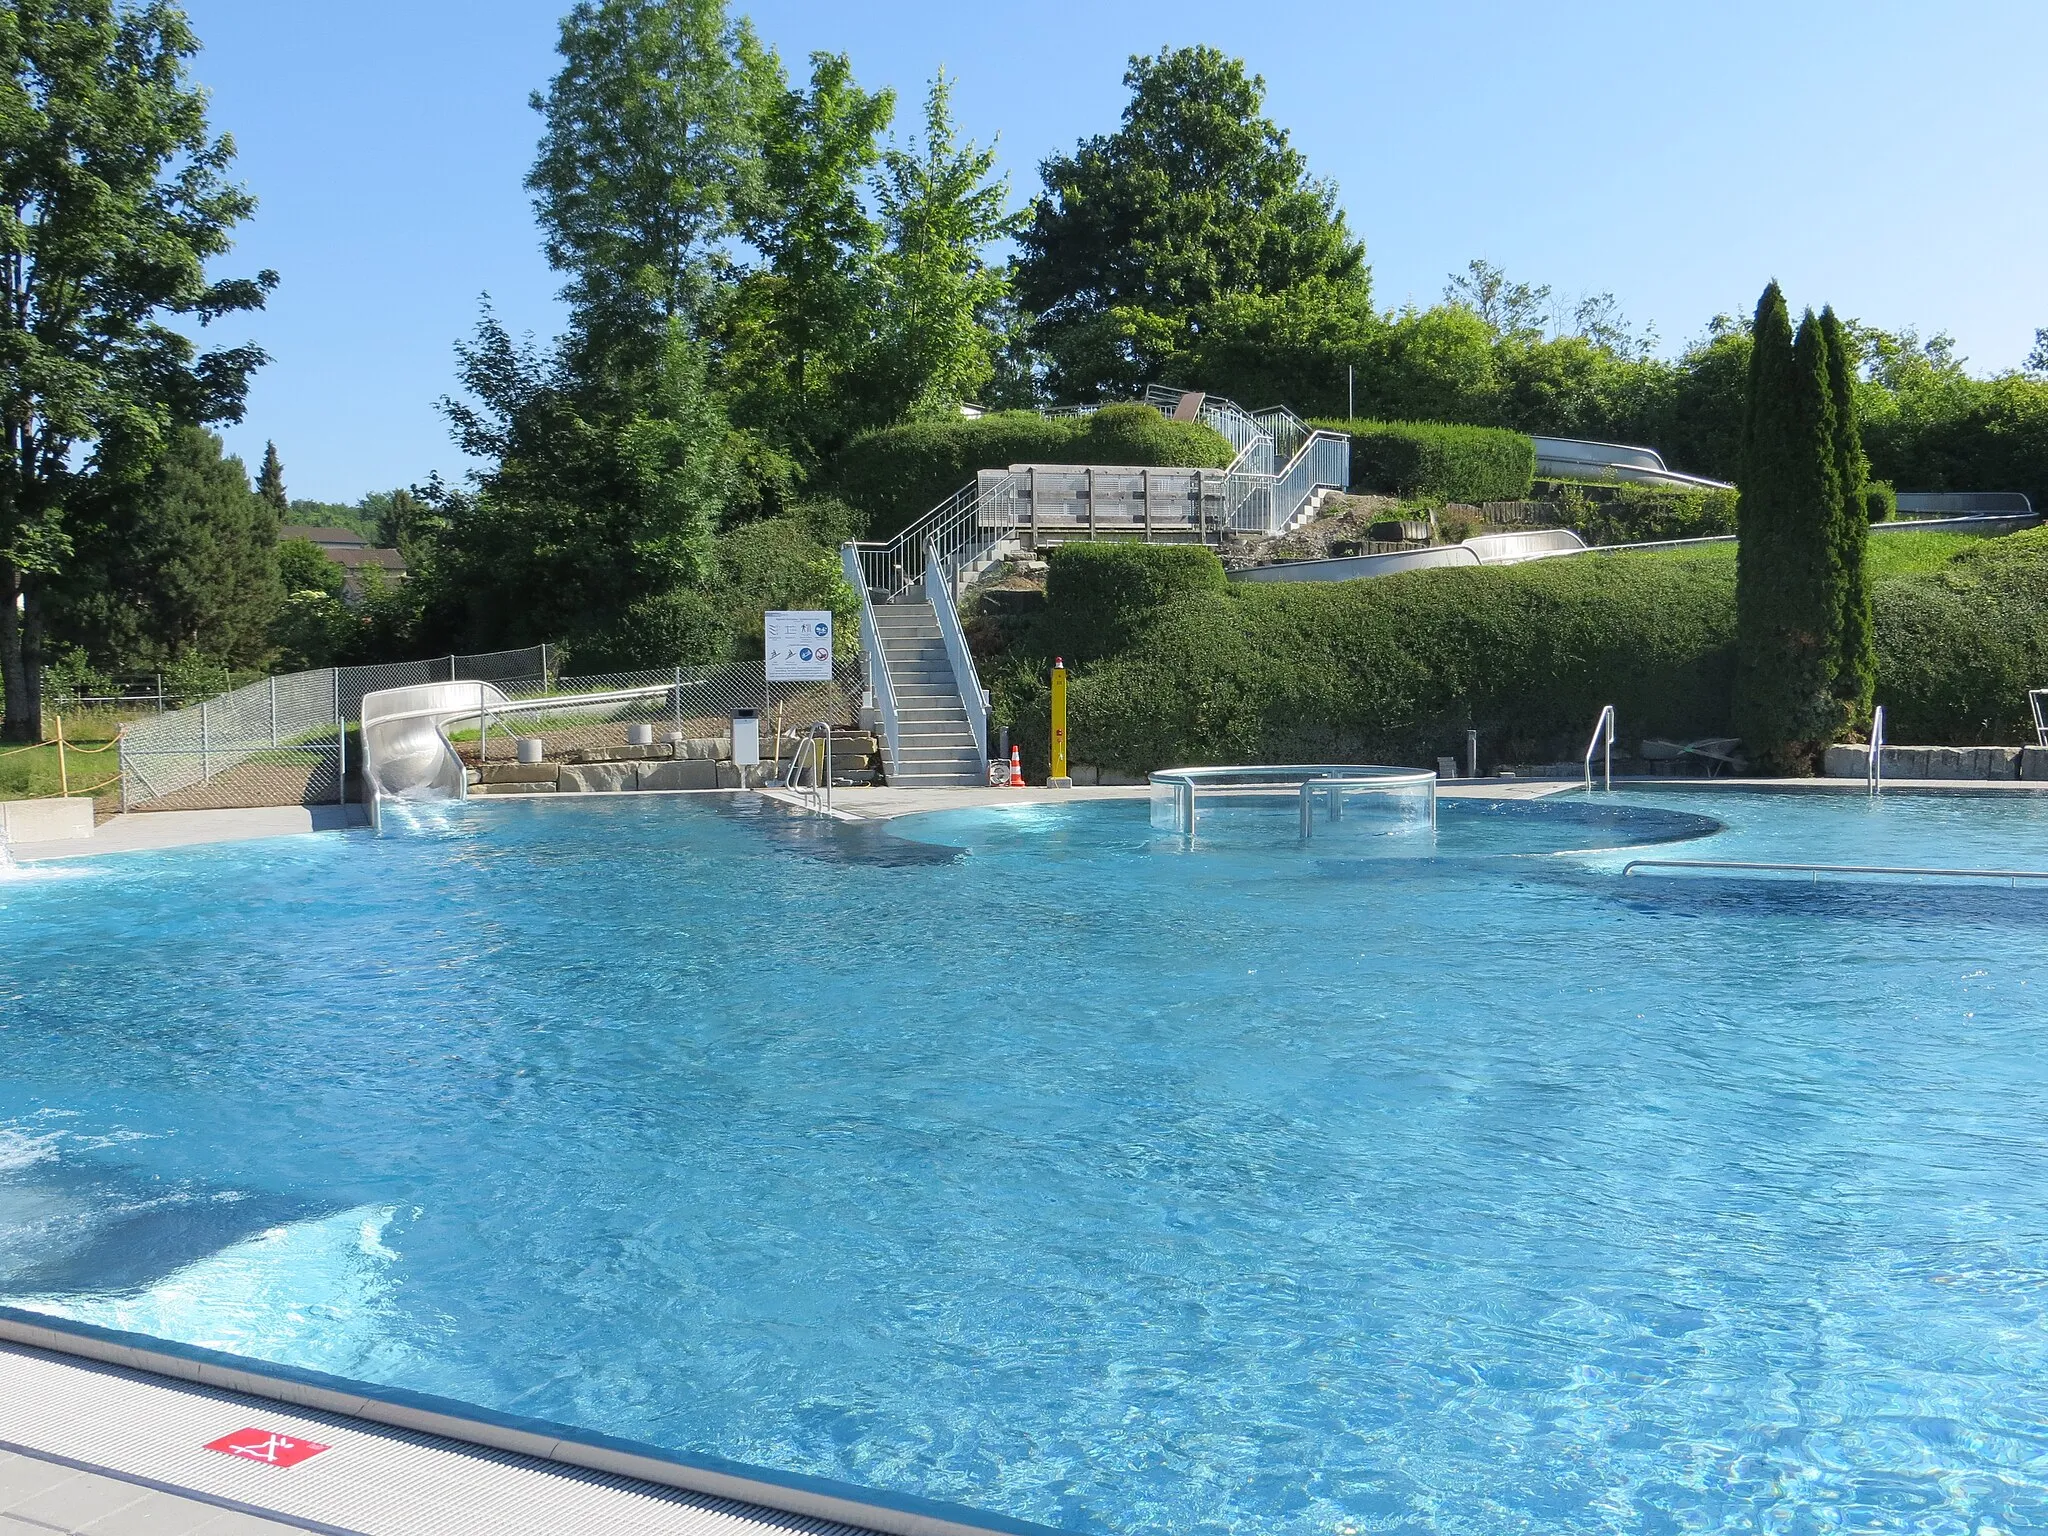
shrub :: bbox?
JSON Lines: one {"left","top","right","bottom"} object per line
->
{"left": 1310, "top": 417, "right": 1535, "bottom": 503}
{"left": 568, "top": 588, "right": 729, "bottom": 673}
{"left": 1000, "top": 552, "right": 1739, "bottom": 775}
{"left": 277, "top": 537, "right": 346, "bottom": 598}
{"left": 824, "top": 408, "right": 1233, "bottom": 543}
{"left": 1864, "top": 479, "right": 1897, "bottom": 522}
{"left": 1539, "top": 480, "right": 1740, "bottom": 545}
{"left": 1040, "top": 542, "right": 1228, "bottom": 663}
{"left": 1871, "top": 526, "right": 2048, "bottom": 744}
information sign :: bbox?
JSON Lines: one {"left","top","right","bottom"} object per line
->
{"left": 765, "top": 610, "right": 833, "bottom": 681}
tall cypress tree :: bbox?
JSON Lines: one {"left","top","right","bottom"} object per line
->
{"left": 257, "top": 441, "right": 287, "bottom": 514}
{"left": 1734, "top": 285, "right": 1848, "bottom": 773}
{"left": 1819, "top": 306, "right": 1875, "bottom": 727}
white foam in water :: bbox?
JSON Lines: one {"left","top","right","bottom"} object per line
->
{"left": 12, "top": 1204, "right": 415, "bottom": 1378}
{"left": 0, "top": 1128, "right": 59, "bottom": 1174}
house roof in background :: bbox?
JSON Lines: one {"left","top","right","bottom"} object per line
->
{"left": 279, "top": 525, "right": 371, "bottom": 548}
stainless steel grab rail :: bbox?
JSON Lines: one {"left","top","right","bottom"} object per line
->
{"left": 1623, "top": 858, "right": 2048, "bottom": 886}
{"left": 1583, "top": 704, "right": 1615, "bottom": 792}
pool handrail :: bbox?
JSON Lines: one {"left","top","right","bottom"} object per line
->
{"left": 1584, "top": 705, "right": 1615, "bottom": 792}
{"left": 1867, "top": 704, "right": 1885, "bottom": 793}
{"left": 2030, "top": 687, "right": 2048, "bottom": 748}
{"left": 1623, "top": 858, "right": 2048, "bottom": 885}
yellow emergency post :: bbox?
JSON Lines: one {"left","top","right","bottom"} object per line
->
{"left": 1049, "top": 656, "right": 1072, "bottom": 788}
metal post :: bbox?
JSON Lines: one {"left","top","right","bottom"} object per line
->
{"left": 1141, "top": 468, "right": 1151, "bottom": 539}
{"left": 1085, "top": 466, "right": 1095, "bottom": 538}
{"left": 1347, "top": 365, "right": 1354, "bottom": 420}
{"left": 56, "top": 715, "right": 67, "bottom": 797}
{"left": 119, "top": 728, "right": 129, "bottom": 813}
{"left": 674, "top": 665, "right": 684, "bottom": 739}
{"left": 1467, "top": 728, "right": 1479, "bottom": 780}
{"left": 1299, "top": 783, "right": 1314, "bottom": 841}
{"left": 269, "top": 676, "right": 279, "bottom": 747}
{"left": 332, "top": 668, "right": 341, "bottom": 726}
{"left": 336, "top": 717, "right": 347, "bottom": 806}
{"left": 1028, "top": 467, "right": 1038, "bottom": 549}
{"left": 155, "top": 673, "right": 164, "bottom": 714}
{"left": 201, "top": 699, "right": 211, "bottom": 782}
{"left": 477, "top": 682, "right": 487, "bottom": 768}
{"left": 444, "top": 654, "right": 456, "bottom": 683}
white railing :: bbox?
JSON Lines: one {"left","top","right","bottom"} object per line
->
{"left": 1584, "top": 704, "right": 1616, "bottom": 791}
{"left": 2030, "top": 688, "right": 2048, "bottom": 748}
{"left": 847, "top": 390, "right": 1348, "bottom": 604}
{"left": 842, "top": 543, "right": 901, "bottom": 780}
{"left": 926, "top": 537, "right": 989, "bottom": 777}
{"left": 1868, "top": 705, "right": 1886, "bottom": 793}
{"left": 781, "top": 721, "right": 834, "bottom": 813}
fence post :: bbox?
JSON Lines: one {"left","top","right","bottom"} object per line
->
{"left": 444, "top": 654, "right": 456, "bottom": 683}
{"left": 270, "top": 676, "right": 279, "bottom": 747}
{"left": 331, "top": 668, "right": 341, "bottom": 726}
{"left": 119, "top": 727, "right": 129, "bottom": 814}
{"left": 56, "top": 715, "right": 67, "bottom": 797}
{"left": 541, "top": 642, "right": 552, "bottom": 687}
{"left": 336, "top": 717, "right": 347, "bottom": 807}
{"left": 155, "top": 673, "right": 164, "bottom": 714}
{"left": 201, "top": 699, "right": 211, "bottom": 782}
{"left": 674, "top": 665, "right": 683, "bottom": 738}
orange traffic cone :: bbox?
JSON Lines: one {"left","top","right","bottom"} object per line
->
{"left": 1008, "top": 745, "right": 1025, "bottom": 787}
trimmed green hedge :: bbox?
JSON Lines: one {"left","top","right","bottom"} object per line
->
{"left": 993, "top": 528, "right": 2048, "bottom": 775}
{"left": 1039, "top": 542, "right": 1228, "bottom": 664}
{"left": 1310, "top": 417, "right": 1535, "bottom": 503}
{"left": 1873, "top": 527, "right": 2048, "bottom": 743}
{"left": 826, "top": 404, "right": 1234, "bottom": 542}
{"left": 1002, "top": 553, "right": 1738, "bottom": 773}
{"left": 1537, "top": 480, "right": 1740, "bottom": 545}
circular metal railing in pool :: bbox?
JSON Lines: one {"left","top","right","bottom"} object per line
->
{"left": 1148, "top": 765, "right": 1438, "bottom": 840}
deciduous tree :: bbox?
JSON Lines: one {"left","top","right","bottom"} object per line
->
{"left": 0, "top": 0, "right": 273, "bottom": 738}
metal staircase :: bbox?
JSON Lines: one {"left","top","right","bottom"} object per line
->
{"left": 872, "top": 602, "right": 984, "bottom": 786}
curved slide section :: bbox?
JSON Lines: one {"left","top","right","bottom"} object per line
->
{"left": 361, "top": 681, "right": 511, "bottom": 827}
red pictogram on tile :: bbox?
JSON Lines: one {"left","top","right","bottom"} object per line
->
{"left": 203, "top": 1428, "right": 330, "bottom": 1467}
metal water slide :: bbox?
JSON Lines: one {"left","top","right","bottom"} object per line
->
{"left": 359, "top": 679, "right": 678, "bottom": 828}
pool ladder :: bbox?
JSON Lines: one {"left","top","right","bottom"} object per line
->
{"left": 781, "top": 721, "right": 833, "bottom": 813}
{"left": 1866, "top": 704, "right": 1885, "bottom": 793}
{"left": 1583, "top": 705, "right": 1615, "bottom": 792}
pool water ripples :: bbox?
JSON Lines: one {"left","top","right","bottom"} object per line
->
{"left": 1, "top": 790, "right": 2047, "bottom": 1535}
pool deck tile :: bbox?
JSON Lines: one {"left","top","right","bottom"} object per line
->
{"left": 0, "top": 1343, "right": 876, "bottom": 1536}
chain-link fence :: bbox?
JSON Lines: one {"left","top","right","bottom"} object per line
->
{"left": 119, "top": 646, "right": 550, "bottom": 812}
{"left": 458, "top": 660, "right": 867, "bottom": 767}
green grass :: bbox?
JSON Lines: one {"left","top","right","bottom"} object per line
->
{"left": 0, "top": 734, "right": 124, "bottom": 804}
{"left": 1612, "top": 529, "right": 1986, "bottom": 580}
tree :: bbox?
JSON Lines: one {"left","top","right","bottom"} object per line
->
{"left": 1820, "top": 306, "right": 1874, "bottom": 726}
{"left": 728, "top": 50, "right": 891, "bottom": 447}
{"left": 1444, "top": 260, "right": 1549, "bottom": 341}
{"left": 1014, "top": 45, "right": 1366, "bottom": 401}
{"left": 0, "top": 0, "right": 273, "bottom": 739}
{"left": 862, "top": 71, "right": 1022, "bottom": 421}
{"left": 1733, "top": 284, "right": 1848, "bottom": 773}
{"left": 277, "top": 535, "right": 343, "bottom": 597}
{"left": 49, "top": 427, "right": 279, "bottom": 669}
{"left": 426, "top": 308, "right": 729, "bottom": 653}
{"left": 256, "top": 439, "right": 286, "bottom": 513}
{"left": 526, "top": 0, "right": 774, "bottom": 361}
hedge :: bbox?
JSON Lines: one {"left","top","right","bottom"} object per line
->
{"left": 1002, "top": 554, "right": 1738, "bottom": 774}
{"left": 994, "top": 528, "right": 2048, "bottom": 775}
{"left": 1536, "top": 480, "right": 1740, "bottom": 545}
{"left": 1872, "top": 527, "right": 2048, "bottom": 743}
{"left": 825, "top": 404, "right": 1234, "bottom": 542}
{"left": 1310, "top": 417, "right": 1535, "bottom": 503}
{"left": 1039, "top": 542, "right": 1228, "bottom": 664}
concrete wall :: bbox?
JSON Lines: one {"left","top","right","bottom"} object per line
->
{"left": 1822, "top": 744, "right": 2048, "bottom": 781}
{"left": 0, "top": 797, "right": 96, "bottom": 844}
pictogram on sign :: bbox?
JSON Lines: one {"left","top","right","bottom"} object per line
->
{"left": 204, "top": 1428, "right": 330, "bottom": 1467}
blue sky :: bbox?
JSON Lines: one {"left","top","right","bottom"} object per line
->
{"left": 181, "top": 0, "right": 2048, "bottom": 502}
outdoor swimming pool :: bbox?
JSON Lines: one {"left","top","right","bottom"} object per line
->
{"left": 4, "top": 789, "right": 2048, "bottom": 1536}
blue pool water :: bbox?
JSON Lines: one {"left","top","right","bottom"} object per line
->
{"left": 4, "top": 789, "right": 2048, "bottom": 1535}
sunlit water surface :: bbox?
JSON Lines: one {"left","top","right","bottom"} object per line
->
{"left": 3, "top": 789, "right": 2047, "bottom": 1536}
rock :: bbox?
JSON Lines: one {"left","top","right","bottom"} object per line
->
{"left": 1922, "top": 746, "right": 1970, "bottom": 780}
{"left": 1822, "top": 744, "right": 1868, "bottom": 778}
{"left": 678, "top": 736, "right": 729, "bottom": 761}
{"left": 478, "top": 763, "right": 560, "bottom": 785}
{"left": 1971, "top": 747, "right": 2021, "bottom": 780}
{"left": 637, "top": 758, "right": 718, "bottom": 791}
{"left": 831, "top": 732, "right": 878, "bottom": 757}
{"left": 559, "top": 762, "right": 636, "bottom": 793}
{"left": 2024, "top": 746, "right": 2048, "bottom": 782}
{"left": 570, "top": 743, "right": 668, "bottom": 764}
{"left": 479, "top": 780, "right": 556, "bottom": 794}
{"left": 1880, "top": 746, "right": 1928, "bottom": 779}
{"left": 716, "top": 760, "right": 742, "bottom": 789}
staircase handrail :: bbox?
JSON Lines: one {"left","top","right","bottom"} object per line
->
{"left": 842, "top": 542, "right": 900, "bottom": 780}
{"left": 925, "top": 537, "right": 990, "bottom": 778}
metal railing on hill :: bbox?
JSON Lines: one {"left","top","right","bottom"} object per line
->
{"left": 850, "top": 389, "right": 1349, "bottom": 601}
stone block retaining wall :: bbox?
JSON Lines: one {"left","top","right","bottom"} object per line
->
{"left": 1823, "top": 744, "right": 2048, "bottom": 781}
{"left": 471, "top": 731, "right": 882, "bottom": 795}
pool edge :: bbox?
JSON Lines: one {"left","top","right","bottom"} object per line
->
{"left": 0, "top": 1305, "right": 1069, "bottom": 1536}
